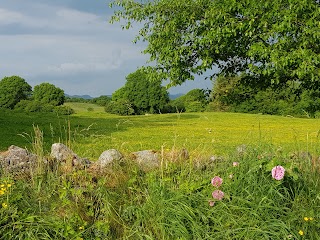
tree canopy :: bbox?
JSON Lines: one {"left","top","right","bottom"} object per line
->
{"left": 110, "top": 0, "right": 320, "bottom": 89}
{"left": 33, "top": 82, "right": 65, "bottom": 106}
{"left": 0, "top": 76, "right": 32, "bottom": 109}
{"left": 109, "top": 69, "right": 169, "bottom": 114}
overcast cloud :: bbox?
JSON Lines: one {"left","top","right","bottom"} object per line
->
{"left": 0, "top": 0, "right": 212, "bottom": 97}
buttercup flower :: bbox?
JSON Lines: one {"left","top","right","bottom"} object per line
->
{"left": 271, "top": 165, "right": 285, "bottom": 180}
{"left": 211, "top": 176, "right": 223, "bottom": 188}
{"left": 298, "top": 230, "right": 304, "bottom": 236}
{"left": 212, "top": 190, "right": 224, "bottom": 200}
{"left": 2, "top": 203, "right": 8, "bottom": 208}
{"left": 304, "top": 217, "right": 309, "bottom": 221}
{"left": 0, "top": 190, "right": 4, "bottom": 195}
{"left": 309, "top": 217, "right": 314, "bottom": 221}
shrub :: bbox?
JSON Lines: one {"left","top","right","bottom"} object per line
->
{"left": 54, "top": 106, "right": 74, "bottom": 115}
{"left": 105, "top": 100, "right": 135, "bottom": 115}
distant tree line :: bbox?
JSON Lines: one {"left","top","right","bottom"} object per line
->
{"left": 100, "top": 69, "right": 320, "bottom": 117}
{"left": 0, "top": 76, "right": 73, "bottom": 115}
{"left": 3, "top": 73, "right": 319, "bottom": 118}
{"left": 209, "top": 74, "right": 320, "bottom": 118}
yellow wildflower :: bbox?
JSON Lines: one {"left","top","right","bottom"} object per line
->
{"left": 304, "top": 217, "right": 309, "bottom": 221}
{"left": 1, "top": 188, "right": 6, "bottom": 192}
{"left": 309, "top": 217, "right": 314, "bottom": 221}
{"left": 7, "top": 184, "right": 11, "bottom": 188}
{"left": 0, "top": 184, "right": 4, "bottom": 188}
{"left": 298, "top": 230, "right": 304, "bottom": 236}
{"left": 0, "top": 190, "right": 4, "bottom": 195}
{"left": 79, "top": 226, "right": 84, "bottom": 230}
{"left": 2, "top": 203, "right": 8, "bottom": 208}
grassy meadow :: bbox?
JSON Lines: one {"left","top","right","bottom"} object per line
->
{"left": 0, "top": 104, "right": 320, "bottom": 239}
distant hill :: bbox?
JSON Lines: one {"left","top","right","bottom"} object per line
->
{"left": 65, "top": 94, "right": 93, "bottom": 99}
{"left": 169, "top": 93, "right": 184, "bottom": 100}
{"left": 65, "top": 93, "right": 182, "bottom": 100}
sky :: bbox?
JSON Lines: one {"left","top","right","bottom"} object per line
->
{"left": 0, "top": 0, "right": 213, "bottom": 97}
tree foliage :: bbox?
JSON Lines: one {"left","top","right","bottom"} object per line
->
{"left": 33, "top": 82, "right": 65, "bottom": 106}
{"left": 110, "top": 0, "right": 320, "bottom": 89}
{"left": 91, "top": 95, "right": 111, "bottom": 106}
{"left": 108, "top": 69, "right": 169, "bottom": 114}
{"left": 171, "top": 89, "right": 209, "bottom": 112}
{"left": 210, "top": 75, "right": 320, "bottom": 117}
{"left": 0, "top": 76, "right": 32, "bottom": 109}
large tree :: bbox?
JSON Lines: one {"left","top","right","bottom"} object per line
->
{"left": 111, "top": 69, "right": 169, "bottom": 114}
{"left": 0, "top": 76, "right": 32, "bottom": 109}
{"left": 110, "top": 0, "right": 320, "bottom": 90}
{"left": 33, "top": 82, "right": 65, "bottom": 106}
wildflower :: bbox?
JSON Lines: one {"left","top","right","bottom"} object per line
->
{"left": 212, "top": 190, "right": 224, "bottom": 200}
{"left": 79, "top": 226, "right": 84, "bottom": 230}
{"left": 2, "top": 203, "right": 8, "bottom": 208}
{"left": 233, "top": 162, "right": 239, "bottom": 167}
{"left": 0, "top": 190, "right": 4, "bottom": 195}
{"left": 211, "top": 176, "right": 223, "bottom": 188}
{"left": 309, "top": 217, "right": 314, "bottom": 221}
{"left": 6, "top": 184, "right": 11, "bottom": 188}
{"left": 271, "top": 165, "right": 285, "bottom": 180}
{"left": 304, "top": 217, "right": 309, "bottom": 221}
{"left": 298, "top": 230, "right": 304, "bottom": 236}
{"left": 0, "top": 184, "right": 4, "bottom": 188}
{"left": 208, "top": 200, "right": 215, "bottom": 207}
{"left": 229, "top": 174, "right": 233, "bottom": 179}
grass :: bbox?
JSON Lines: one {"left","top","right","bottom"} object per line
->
{"left": 1, "top": 105, "right": 320, "bottom": 157}
{"left": 0, "top": 104, "right": 320, "bottom": 239}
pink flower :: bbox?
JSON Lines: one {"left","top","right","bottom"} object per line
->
{"left": 271, "top": 166, "right": 285, "bottom": 180}
{"left": 208, "top": 200, "right": 215, "bottom": 207}
{"left": 212, "top": 190, "right": 224, "bottom": 200}
{"left": 233, "top": 162, "right": 239, "bottom": 167}
{"left": 211, "top": 176, "right": 223, "bottom": 187}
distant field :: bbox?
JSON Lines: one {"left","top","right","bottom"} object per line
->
{"left": 64, "top": 102, "right": 105, "bottom": 114}
{"left": 1, "top": 104, "right": 320, "bottom": 160}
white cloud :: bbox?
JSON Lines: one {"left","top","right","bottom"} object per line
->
{"left": 0, "top": 8, "right": 23, "bottom": 25}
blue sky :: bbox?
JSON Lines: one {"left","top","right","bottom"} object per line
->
{"left": 0, "top": 0, "right": 212, "bottom": 97}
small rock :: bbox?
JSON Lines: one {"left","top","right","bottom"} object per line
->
{"left": 51, "top": 143, "right": 91, "bottom": 169}
{"left": 131, "top": 150, "right": 159, "bottom": 170}
{"left": 0, "top": 145, "right": 37, "bottom": 173}
{"left": 96, "top": 149, "right": 123, "bottom": 168}
{"left": 51, "top": 143, "right": 77, "bottom": 163}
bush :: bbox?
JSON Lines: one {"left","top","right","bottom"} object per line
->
{"left": 185, "top": 101, "right": 205, "bottom": 112}
{"left": 14, "top": 100, "right": 55, "bottom": 113}
{"left": 53, "top": 106, "right": 74, "bottom": 115}
{"left": 105, "top": 100, "right": 135, "bottom": 115}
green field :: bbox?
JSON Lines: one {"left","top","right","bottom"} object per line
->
{"left": 1, "top": 103, "right": 320, "bottom": 158}
{"left": 0, "top": 104, "right": 319, "bottom": 239}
